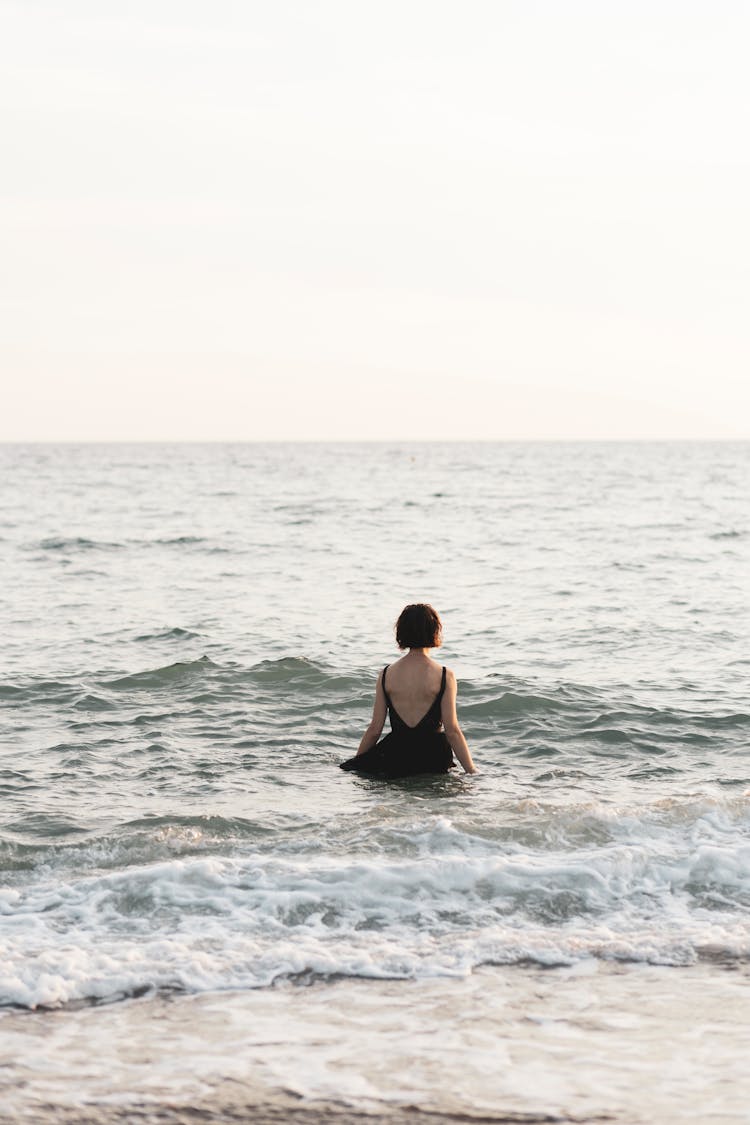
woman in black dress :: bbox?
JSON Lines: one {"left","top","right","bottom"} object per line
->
{"left": 340, "top": 604, "right": 476, "bottom": 778}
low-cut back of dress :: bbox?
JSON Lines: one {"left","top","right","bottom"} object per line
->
{"left": 340, "top": 665, "right": 454, "bottom": 779}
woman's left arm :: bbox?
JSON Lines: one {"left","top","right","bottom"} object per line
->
{"left": 441, "top": 669, "right": 477, "bottom": 773}
{"left": 355, "top": 672, "right": 387, "bottom": 755}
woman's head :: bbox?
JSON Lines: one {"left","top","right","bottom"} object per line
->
{"left": 395, "top": 603, "right": 443, "bottom": 650}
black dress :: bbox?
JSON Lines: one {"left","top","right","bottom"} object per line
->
{"left": 340, "top": 665, "right": 454, "bottom": 779}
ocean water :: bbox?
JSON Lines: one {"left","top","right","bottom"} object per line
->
{"left": 1, "top": 441, "right": 748, "bottom": 1124}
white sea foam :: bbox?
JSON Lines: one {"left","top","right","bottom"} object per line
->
{"left": 2, "top": 807, "right": 750, "bottom": 1009}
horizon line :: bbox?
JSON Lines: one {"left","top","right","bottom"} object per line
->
{"left": 1, "top": 437, "right": 748, "bottom": 446}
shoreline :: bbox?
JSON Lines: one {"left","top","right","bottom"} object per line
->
{"left": 3, "top": 1095, "right": 570, "bottom": 1125}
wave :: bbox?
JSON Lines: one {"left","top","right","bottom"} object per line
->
{"left": 249, "top": 656, "right": 326, "bottom": 680}
{"left": 1, "top": 656, "right": 220, "bottom": 708}
{"left": 134, "top": 627, "right": 201, "bottom": 642}
{"left": 0, "top": 679, "right": 80, "bottom": 705}
{"left": 2, "top": 803, "right": 749, "bottom": 1008}
{"left": 28, "top": 535, "right": 233, "bottom": 556}
{"left": 102, "top": 657, "right": 217, "bottom": 691}
{"left": 463, "top": 690, "right": 579, "bottom": 720}
{"left": 5, "top": 796, "right": 748, "bottom": 867}
{"left": 244, "top": 657, "right": 361, "bottom": 693}
{"left": 5, "top": 656, "right": 354, "bottom": 707}
{"left": 140, "top": 535, "right": 234, "bottom": 554}
{"left": 0, "top": 815, "right": 273, "bottom": 872}
{"left": 71, "top": 692, "right": 118, "bottom": 711}
{"left": 148, "top": 535, "right": 206, "bottom": 545}
{"left": 35, "top": 536, "right": 123, "bottom": 551}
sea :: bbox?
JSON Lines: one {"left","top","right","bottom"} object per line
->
{"left": 1, "top": 441, "right": 748, "bottom": 1124}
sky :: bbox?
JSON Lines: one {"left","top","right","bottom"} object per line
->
{"left": 2, "top": 0, "right": 749, "bottom": 440}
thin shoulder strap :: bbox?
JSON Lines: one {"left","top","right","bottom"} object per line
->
{"left": 438, "top": 666, "right": 447, "bottom": 697}
{"left": 382, "top": 665, "right": 390, "bottom": 695}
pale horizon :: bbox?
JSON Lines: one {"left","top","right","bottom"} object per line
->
{"left": 2, "top": 436, "right": 749, "bottom": 445}
{"left": 3, "top": 0, "right": 749, "bottom": 442}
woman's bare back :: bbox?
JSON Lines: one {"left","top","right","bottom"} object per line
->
{"left": 384, "top": 654, "right": 445, "bottom": 728}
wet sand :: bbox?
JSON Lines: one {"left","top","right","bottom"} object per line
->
{"left": 2, "top": 963, "right": 748, "bottom": 1124}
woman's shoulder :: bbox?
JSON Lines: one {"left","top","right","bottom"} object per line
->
{"left": 438, "top": 664, "right": 457, "bottom": 689}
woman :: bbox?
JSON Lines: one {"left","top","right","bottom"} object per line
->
{"left": 340, "top": 604, "right": 477, "bottom": 778}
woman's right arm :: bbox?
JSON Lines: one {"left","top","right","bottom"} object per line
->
{"left": 441, "top": 668, "right": 477, "bottom": 774}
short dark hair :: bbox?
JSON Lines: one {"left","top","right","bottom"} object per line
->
{"left": 395, "top": 603, "right": 443, "bottom": 650}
